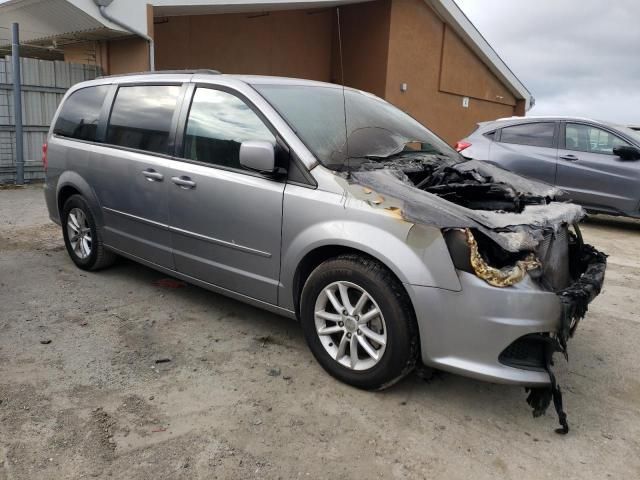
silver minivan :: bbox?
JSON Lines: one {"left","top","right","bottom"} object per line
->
{"left": 44, "top": 71, "right": 606, "bottom": 431}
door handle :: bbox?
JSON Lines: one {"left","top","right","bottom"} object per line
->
{"left": 142, "top": 169, "right": 164, "bottom": 181}
{"left": 171, "top": 176, "right": 196, "bottom": 189}
{"left": 560, "top": 154, "right": 579, "bottom": 162}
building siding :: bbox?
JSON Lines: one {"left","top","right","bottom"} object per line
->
{"left": 385, "top": 0, "right": 516, "bottom": 144}
{"left": 331, "top": 0, "right": 392, "bottom": 98}
{"left": 155, "top": 10, "right": 334, "bottom": 81}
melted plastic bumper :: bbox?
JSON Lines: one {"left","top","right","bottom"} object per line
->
{"left": 408, "top": 238, "right": 606, "bottom": 434}
{"left": 526, "top": 240, "right": 607, "bottom": 434}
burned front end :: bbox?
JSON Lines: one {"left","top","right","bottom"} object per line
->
{"left": 349, "top": 156, "right": 607, "bottom": 434}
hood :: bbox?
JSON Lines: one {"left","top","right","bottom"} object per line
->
{"left": 347, "top": 156, "right": 584, "bottom": 252}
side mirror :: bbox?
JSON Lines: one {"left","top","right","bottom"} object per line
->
{"left": 613, "top": 145, "right": 640, "bottom": 161}
{"left": 239, "top": 141, "right": 276, "bottom": 173}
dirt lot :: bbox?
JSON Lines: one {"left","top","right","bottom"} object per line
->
{"left": 1, "top": 184, "right": 639, "bottom": 479}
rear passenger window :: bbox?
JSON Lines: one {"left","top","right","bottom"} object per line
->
{"left": 500, "top": 122, "right": 555, "bottom": 148}
{"left": 484, "top": 131, "right": 496, "bottom": 140}
{"left": 106, "top": 85, "right": 181, "bottom": 155}
{"left": 183, "top": 88, "right": 275, "bottom": 169}
{"left": 54, "top": 85, "right": 109, "bottom": 142}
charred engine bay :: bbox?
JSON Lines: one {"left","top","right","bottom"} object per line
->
{"left": 406, "top": 162, "right": 547, "bottom": 213}
{"left": 349, "top": 155, "right": 585, "bottom": 253}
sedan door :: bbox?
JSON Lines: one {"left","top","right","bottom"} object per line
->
{"left": 167, "top": 86, "right": 285, "bottom": 305}
{"left": 94, "top": 84, "right": 184, "bottom": 268}
{"left": 556, "top": 122, "right": 640, "bottom": 215}
{"left": 489, "top": 121, "right": 559, "bottom": 184}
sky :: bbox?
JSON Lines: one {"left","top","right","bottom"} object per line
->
{"left": 454, "top": 0, "right": 640, "bottom": 125}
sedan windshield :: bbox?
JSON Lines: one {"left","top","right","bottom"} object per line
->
{"left": 616, "top": 125, "right": 640, "bottom": 145}
{"left": 253, "top": 84, "right": 458, "bottom": 170}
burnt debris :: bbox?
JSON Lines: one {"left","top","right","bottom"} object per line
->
{"left": 525, "top": 235, "right": 606, "bottom": 434}
{"left": 558, "top": 241, "right": 608, "bottom": 349}
{"left": 408, "top": 163, "right": 547, "bottom": 213}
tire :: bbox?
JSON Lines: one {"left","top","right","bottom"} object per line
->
{"left": 61, "top": 194, "right": 116, "bottom": 271}
{"left": 300, "top": 254, "right": 419, "bottom": 390}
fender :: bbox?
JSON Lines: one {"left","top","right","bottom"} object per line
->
{"left": 279, "top": 219, "right": 462, "bottom": 312}
{"left": 56, "top": 170, "right": 105, "bottom": 227}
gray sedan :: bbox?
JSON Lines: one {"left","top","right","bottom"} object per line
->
{"left": 458, "top": 117, "right": 640, "bottom": 217}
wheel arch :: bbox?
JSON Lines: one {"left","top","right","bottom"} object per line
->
{"left": 56, "top": 171, "right": 104, "bottom": 226}
{"left": 291, "top": 244, "right": 415, "bottom": 322}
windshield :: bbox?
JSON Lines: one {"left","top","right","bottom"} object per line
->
{"left": 616, "top": 125, "right": 640, "bottom": 144}
{"left": 253, "top": 84, "right": 459, "bottom": 170}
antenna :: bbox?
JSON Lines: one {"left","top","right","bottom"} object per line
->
{"left": 336, "top": 7, "right": 350, "bottom": 174}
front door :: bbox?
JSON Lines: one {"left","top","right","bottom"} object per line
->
{"left": 95, "top": 84, "right": 184, "bottom": 268}
{"left": 168, "top": 86, "right": 285, "bottom": 304}
{"left": 556, "top": 122, "right": 640, "bottom": 214}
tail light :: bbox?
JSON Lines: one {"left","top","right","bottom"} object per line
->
{"left": 42, "top": 143, "right": 48, "bottom": 172}
{"left": 455, "top": 141, "right": 471, "bottom": 152}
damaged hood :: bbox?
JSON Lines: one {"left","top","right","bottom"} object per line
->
{"left": 349, "top": 158, "right": 585, "bottom": 252}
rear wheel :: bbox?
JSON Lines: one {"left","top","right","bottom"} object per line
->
{"left": 61, "top": 195, "right": 115, "bottom": 271}
{"left": 300, "top": 254, "right": 419, "bottom": 390}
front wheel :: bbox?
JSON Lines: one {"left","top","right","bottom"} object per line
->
{"left": 300, "top": 254, "right": 419, "bottom": 390}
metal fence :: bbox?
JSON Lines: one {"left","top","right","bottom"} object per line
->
{"left": 0, "top": 56, "right": 101, "bottom": 183}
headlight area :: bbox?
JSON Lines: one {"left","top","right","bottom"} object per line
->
{"left": 443, "top": 227, "right": 541, "bottom": 287}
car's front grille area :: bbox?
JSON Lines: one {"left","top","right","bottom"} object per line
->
{"left": 536, "top": 226, "right": 571, "bottom": 291}
{"left": 499, "top": 334, "right": 548, "bottom": 371}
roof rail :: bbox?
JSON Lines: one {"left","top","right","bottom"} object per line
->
{"left": 98, "top": 69, "right": 221, "bottom": 79}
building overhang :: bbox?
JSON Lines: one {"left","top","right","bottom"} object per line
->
{"left": 0, "top": 0, "right": 131, "bottom": 59}
{"left": 151, "top": 0, "right": 368, "bottom": 16}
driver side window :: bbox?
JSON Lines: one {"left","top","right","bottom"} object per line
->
{"left": 183, "top": 88, "right": 275, "bottom": 169}
{"left": 565, "top": 123, "right": 630, "bottom": 155}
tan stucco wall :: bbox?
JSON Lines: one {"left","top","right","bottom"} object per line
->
{"left": 107, "top": 37, "right": 150, "bottom": 75}
{"left": 384, "top": 0, "right": 517, "bottom": 144}
{"left": 331, "top": 0, "right": 392, "bottom": 98}
{"left": 155, "top": 9, "right": 334, "bottom": 80}
{"left": 440, "top": 25, "right": 515, "bottom": 107}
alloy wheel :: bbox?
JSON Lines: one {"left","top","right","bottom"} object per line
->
{"left": 314, "top": 281, "right": 387, "bottom": 371}
{"left": 66, "top": 207, "right": 92, "bottom": 259}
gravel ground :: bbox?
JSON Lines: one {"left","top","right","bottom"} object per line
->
{"left": 1, "top": 184, "right": 639, "bottom": 479}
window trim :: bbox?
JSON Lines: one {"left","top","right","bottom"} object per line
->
{"left": 560, "top": 121, "right": 631, "bottom": 156}
{"left": 173, "top": 82, "right": 316, "bottom": 188}
{"left": 103, "top": 82, "right": 188, "bottom": 158}
{"left": 496, "top": 121, "right": 559, "bottom": 149}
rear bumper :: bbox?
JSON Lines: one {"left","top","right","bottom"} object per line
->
{"left": 407, "top": 242, "right": 606, "bottom": 387}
